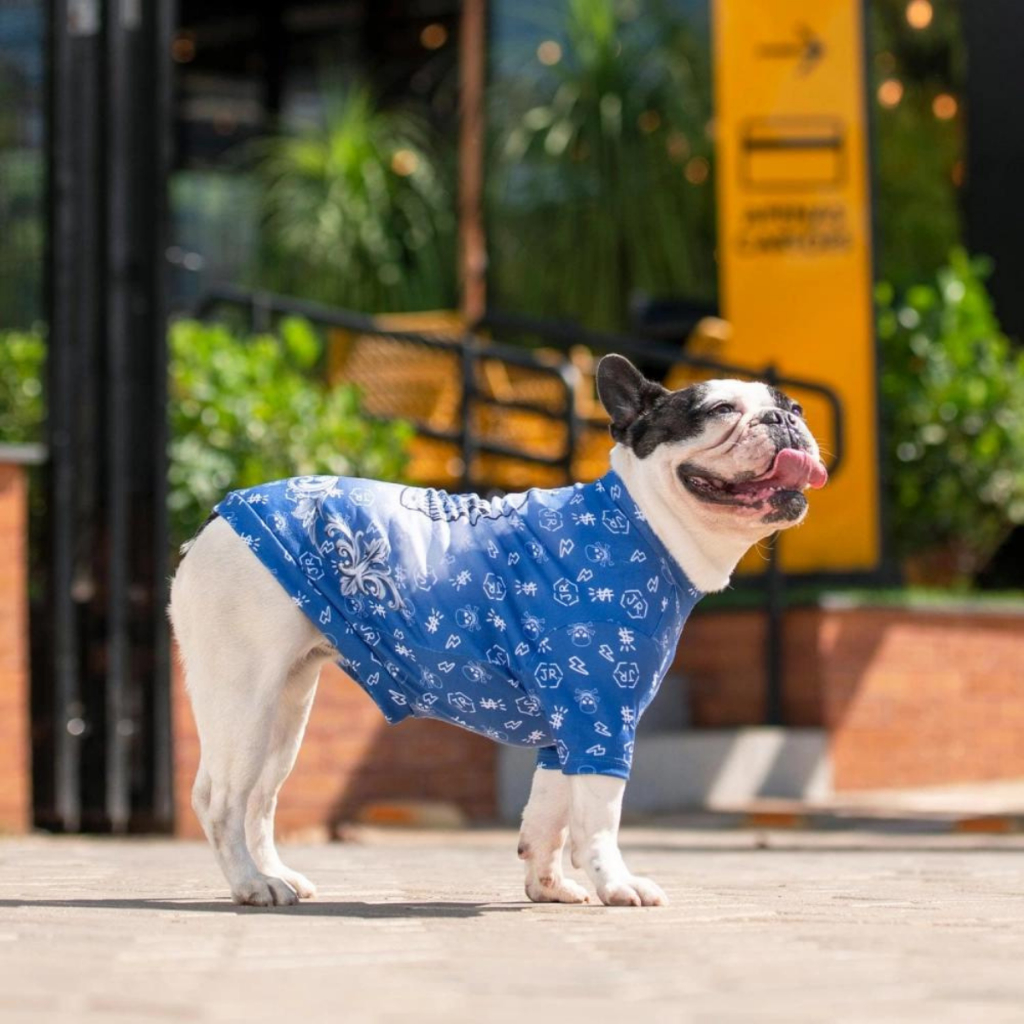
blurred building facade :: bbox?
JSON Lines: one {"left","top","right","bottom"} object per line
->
{"left": 2, "top": 1, "right": 1024, "bottom": 834}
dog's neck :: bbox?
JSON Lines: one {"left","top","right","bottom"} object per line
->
{"left": 609, "top": 446, "right": 754, "bottom": 594}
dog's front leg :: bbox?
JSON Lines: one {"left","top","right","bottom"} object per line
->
{"left": 518, "top": 768, "right": 589, "bottom": 903}
{"left": 569, "top": 775, "right": 667, "bottom": 907}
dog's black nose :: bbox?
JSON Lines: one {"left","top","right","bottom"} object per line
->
{"left": 760, "top": 409, "right": 784, "bottom": 426}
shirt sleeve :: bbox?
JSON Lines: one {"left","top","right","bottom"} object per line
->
{"left": 531, "top": 619, "right": 671, "bottom": 780}
{"left": 536, "top": 746, "right": 562, "bottom": 771}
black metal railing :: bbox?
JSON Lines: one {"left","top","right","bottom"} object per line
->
{"left": 192, "top": 285, "right": 583, "bottom": 490}
{"left": 192, "top": 287, "right": 845, "bottom": 728}
{"left": 478, "top": 308, "right": 845, "bottom": 475}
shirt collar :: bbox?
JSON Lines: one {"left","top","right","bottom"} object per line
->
{"left": 594, "top": 470, "right": 703, "bottom": 600}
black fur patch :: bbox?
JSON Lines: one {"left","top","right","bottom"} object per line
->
{"left": 762, "top": 491, "right": 808, "bottom": 523}
{"left": 627, "top": 383, "right": 710, "bottom": 458}
{"left": 596, "top": 353, "right": 711, "bottom": 459}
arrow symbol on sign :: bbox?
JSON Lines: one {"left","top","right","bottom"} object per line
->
{"left": 758, "top": 24, "right": 825, "bottom": 75}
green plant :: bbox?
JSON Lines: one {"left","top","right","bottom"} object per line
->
{"left": 877, "top": 250, "right": 1024, "bottom": 580}
{"left": 489, "top": 0, "right": 716, "bottom": 331}
{"left": 254, "top": 89, "right": 456, "bottom": 314}
{"left": 0, "top": 326, "right": 45, "bottom": 444}
{"left": 169, "top": 317, "right": 413, "bottom": 546}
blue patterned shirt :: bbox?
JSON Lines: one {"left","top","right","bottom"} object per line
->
{"left": 215, "top": 471, "right": 702, "bottom": 779}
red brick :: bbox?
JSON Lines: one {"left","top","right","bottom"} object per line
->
{"left": 0, "top": 462, "right": 30, "bottom": 831}
{"left": 676, "top": 604, "right": 1024, "bottom": 793}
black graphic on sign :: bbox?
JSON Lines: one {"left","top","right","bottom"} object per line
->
{"left": 757, "top": 24, "right": 825, "bottom": 75}
{"left": 740, "top": 117, "right": 846, "bottom": 192}
{"left": 735, "top": 201, "right": 852, "bottom": 257}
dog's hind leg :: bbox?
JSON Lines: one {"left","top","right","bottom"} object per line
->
{"left": 244, "top": 654, "right": 324, "bottom": 898}
{"left": 170, "top": 517, "right": 324, "bottom": 907}
{"left": 190, "top": 678, "right": 298, "bottom": 906}
{"left": 518, "top": 767, "right": 590, "bottom": 904}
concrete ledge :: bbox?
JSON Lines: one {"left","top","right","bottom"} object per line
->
{"left": 497, "top": 727, "right": 831, "bottom": 821}
{"left": 0, "top": 443, "right": 46, "bottom": 466}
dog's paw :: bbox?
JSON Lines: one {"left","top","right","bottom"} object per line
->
{"left": 526, "top": 875, "right": 590, "bottom": 904}
{"left": 276, "top": 868, "right": 317, "bottom": 900}
{"left": 596, "top": 875, "right": 668, "bottom": 908}
{"left": 231, "top": 875, "right": 299, "bottom": 907}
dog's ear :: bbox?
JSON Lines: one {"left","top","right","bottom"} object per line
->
{"left": 596, "top": 355, "right": 668, "bottom": 443}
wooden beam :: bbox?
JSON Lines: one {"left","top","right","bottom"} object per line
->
{"left": 458, "top": 0, "right": 487, "bottom": 324}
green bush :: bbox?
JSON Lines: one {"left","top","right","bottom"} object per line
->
{"left": 0, "top": 327, "right": 45, "bottom": 444}
{"left": 169, "top": 317, "right": 413, "bottom": 546}
{"left": 877, "top": 250, "right": 1024, "bottom": 579}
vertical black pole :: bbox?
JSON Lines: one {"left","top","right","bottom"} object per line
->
{"left": 460, "top": 337, "right": 477, "bottom": 490}
{"left": 48, "top": 0, "right": 107, "bottom": 831}
{"left": 46, "top": 0, "right": 174, "bottom": 832}
{"left": 147, "top": 0, "right": 175, "bottom": 831}
{"left": 105, "top": 0, "right": 134, "bottom": 832}
{"left": 764, "top": 364, "right": 784, "bottom": 726}
{"left": 962, "top": 1, "right": 1024, "bottom": 344}
{"left": 765, "top": 535, "right": 784, "bottom": 726}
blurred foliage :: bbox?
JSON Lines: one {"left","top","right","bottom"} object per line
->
{"left": 871, "top": 0, "right": 965, "bottom": 291}
{"left": 0, "top": 327, "right": 45, "bottom": 444}
{"left": 489, "top": 0, "right": 716, "bottom": 331}
{"left": 877, "top": 250, "right": 1024, "bottom": 580}
{"left": 0, "top": 151, "right": 45, "bottom": 328}
{"left": 168, "top": 317, "right": 413, "bottom": 546}
{"left": 2, "top": 319, "right": 414, "bottom": 548}
{"left": 254, "top": 89, "right": 456, "bottom": 314}
{"left": 0, "top": 60, "right": 45, "bottom": 327}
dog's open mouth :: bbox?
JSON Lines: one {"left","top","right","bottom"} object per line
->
{"left": 679, "top": 449, "right": 828, "bottom": 510}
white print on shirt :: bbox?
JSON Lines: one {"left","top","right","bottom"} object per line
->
{"left": 455, "top": 605, "right": 480, "bottom": 630}
{"left": 566, "top": 623, "right": 595, "bottom": 646}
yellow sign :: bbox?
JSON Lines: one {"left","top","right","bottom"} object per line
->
{"left": 712, "top": 0, "right": 881, "bottom": 574}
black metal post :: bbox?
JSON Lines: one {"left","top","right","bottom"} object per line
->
{"left": 46, "top": 0, "right": 175, "bottom": 832}
{"left": 460, "top": 337, "right": 478, "bottom": 490}
{"left": 765, "top": 534, "right": 785, "bottom": 726}
{"left": 148, "top": 0, "right": 176, "bottom": 833}
{"left": 105, "top": 0, "right": 136, "bottom": 832}
{"left": 48, "top": 0, "right": 107, "bottom": 832}
{"left": 764, "top": 364, "right": 785, "bottom": 726}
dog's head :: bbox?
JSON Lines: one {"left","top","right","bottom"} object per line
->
{"left": 597, "top": 355, "right": 827, "bottom": 541}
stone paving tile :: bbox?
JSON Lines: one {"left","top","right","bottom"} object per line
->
{"left": 1, "top": 831, "right": 1024, "bottom": 1022}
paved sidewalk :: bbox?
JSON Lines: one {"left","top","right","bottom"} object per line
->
{"left": 2, "top": 828, "right": 1024, "bottom": 1022}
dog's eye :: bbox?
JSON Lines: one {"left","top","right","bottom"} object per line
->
{"left": 791, "top": 403, "right": 805, "bottom": 418}
{"left": 709, "top": 402, "right": 737, "bottom": 416}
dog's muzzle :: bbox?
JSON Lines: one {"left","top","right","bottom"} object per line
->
{"left": 677, "top": 448, "right": 828, "bottom": 518}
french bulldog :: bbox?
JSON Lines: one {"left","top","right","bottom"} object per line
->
{"left": 168, "top": 354, "right": 826, "bottom": 908}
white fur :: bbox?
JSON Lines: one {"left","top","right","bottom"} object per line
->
{"left": 168, "top": 375, "right": 822, "bottom": 907}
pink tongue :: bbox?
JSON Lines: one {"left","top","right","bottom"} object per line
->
{"left": 763, "top": 449, "right": 828, "bottom": 490}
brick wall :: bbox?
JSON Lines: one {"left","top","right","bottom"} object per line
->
{"left": 678, "top": 609, "right": 826, "bottom": 727}
{"left": 820, "top": 608, "right": 1024, "bottom": 790}
{"left": 0, "top": 463, "right": 31, "bottom": 831}
{"left": 677, "top": 605, "right": 1024, "bottom": 792}
{"left": 172, "top": 657, "right": 497, "bottom": 839}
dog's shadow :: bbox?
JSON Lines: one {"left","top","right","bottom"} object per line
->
{"left": 0, "top": 897, "right": 527, "bottom": 919}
